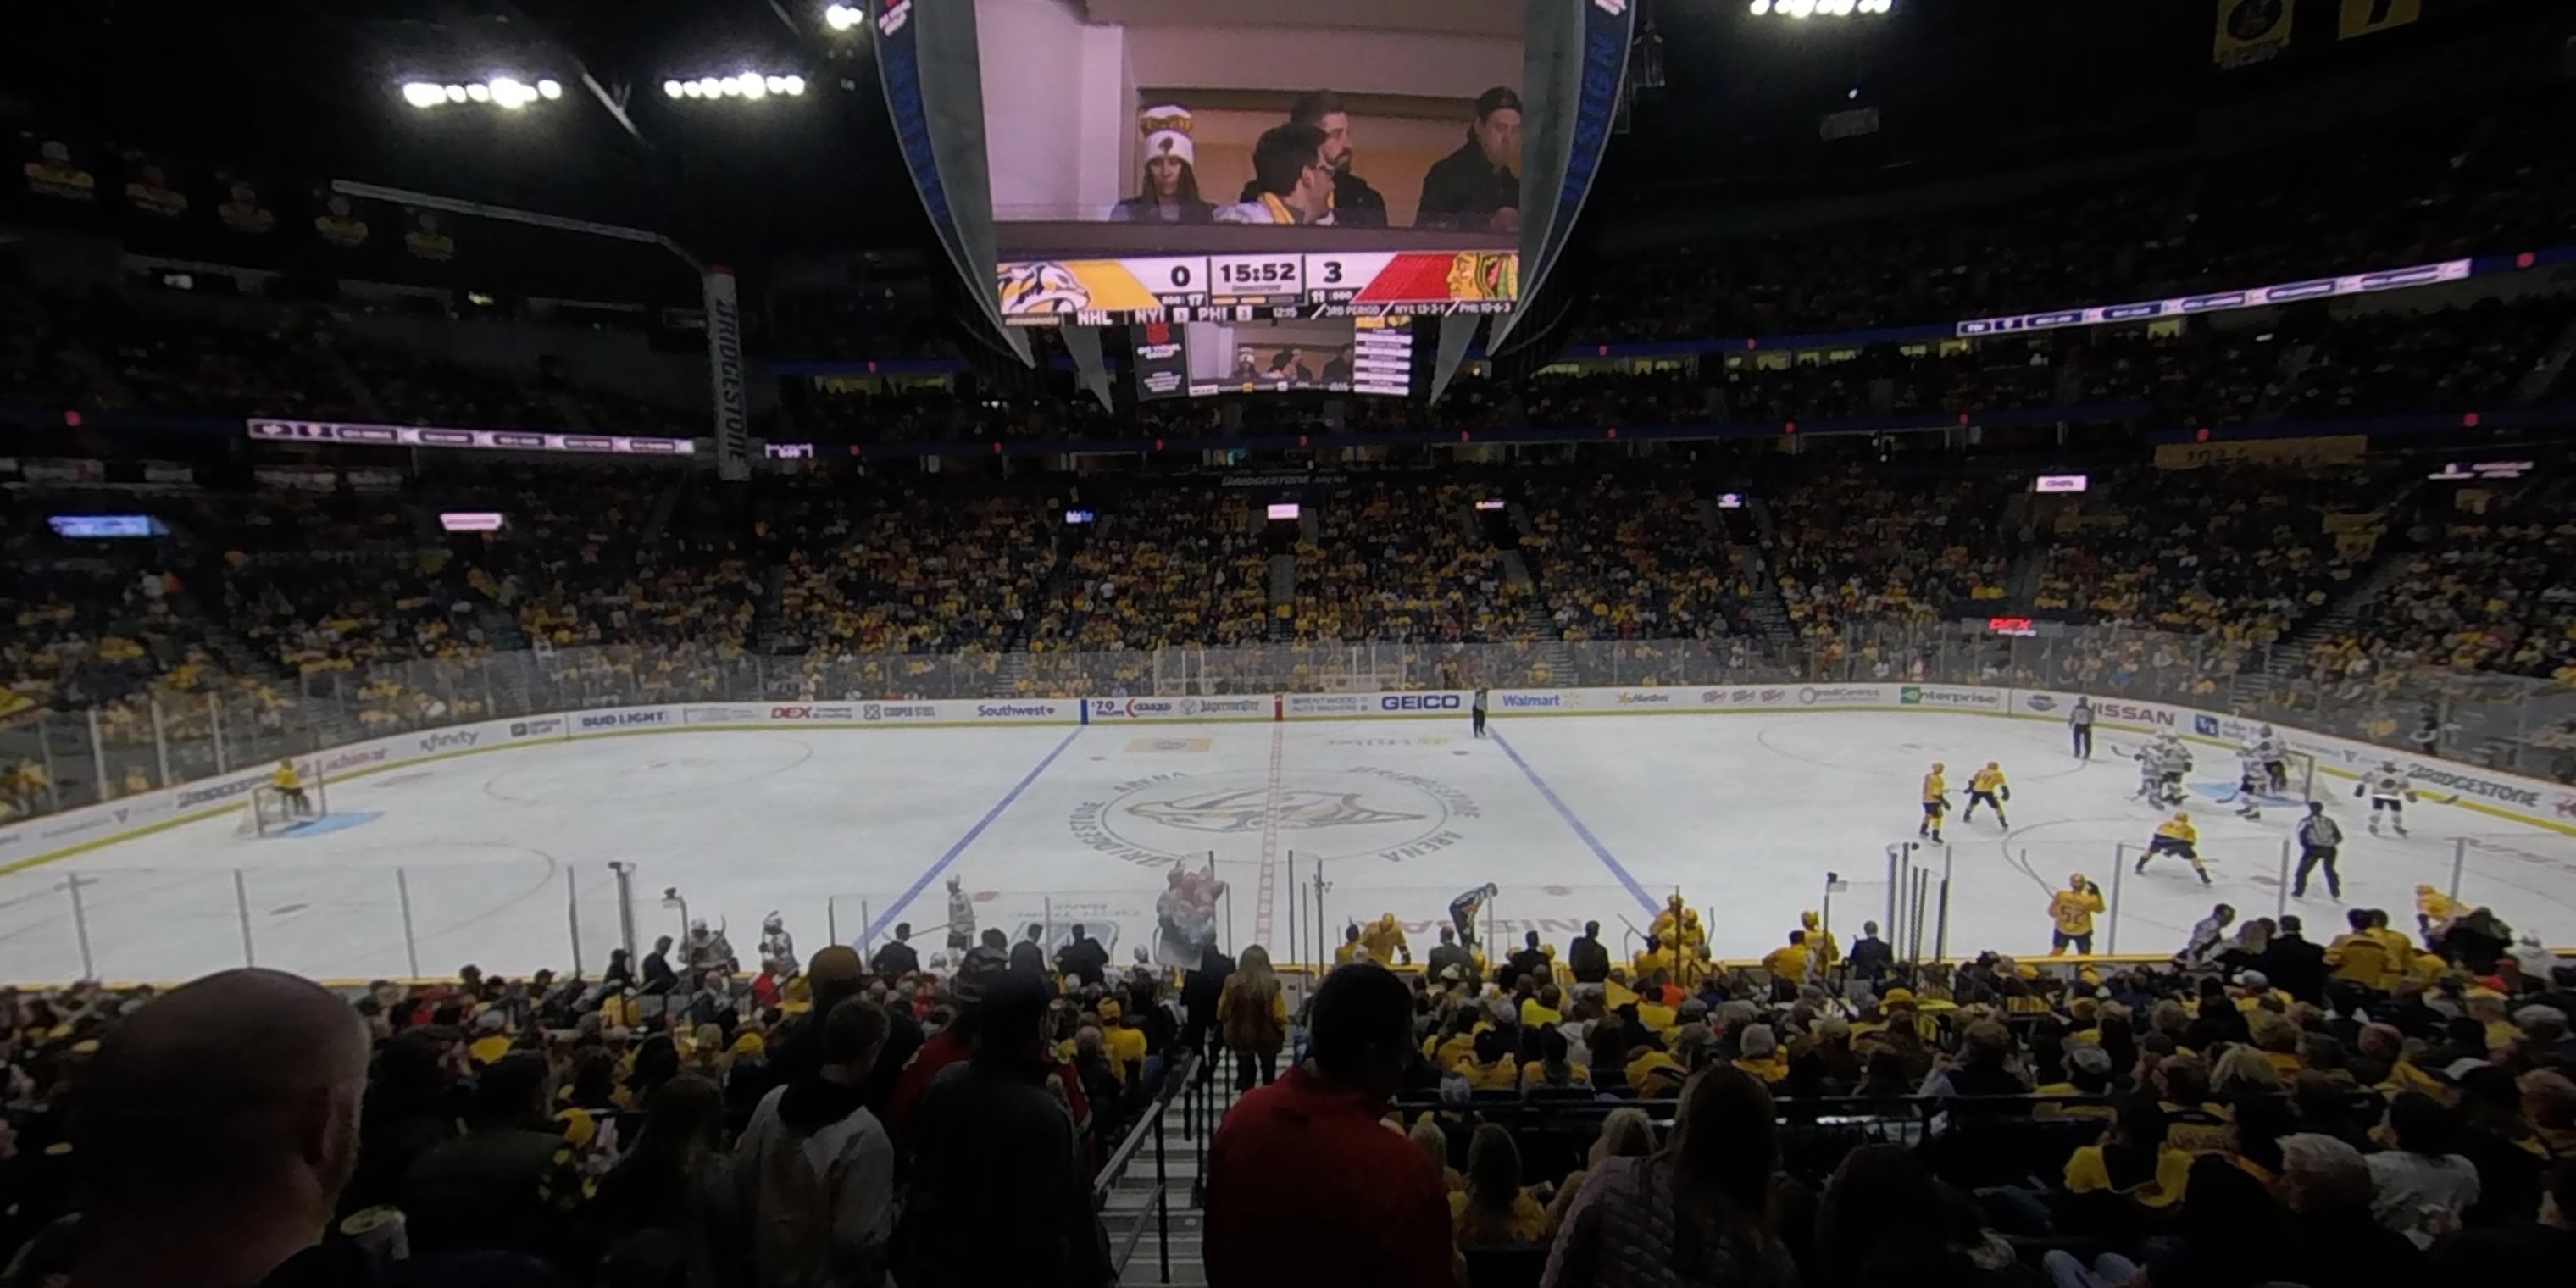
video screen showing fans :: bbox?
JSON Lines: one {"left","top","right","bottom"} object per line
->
{"left": 978, "top": 0, "right": 1524, "bottom": 325}
{"left": 1132, "top": 315, "right": 1414, "bottom": 400}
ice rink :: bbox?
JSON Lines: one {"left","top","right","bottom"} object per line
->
{"left": 3, "top": 710, "right": 2569, "bottom": 983}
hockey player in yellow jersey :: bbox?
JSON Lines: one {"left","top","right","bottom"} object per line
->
{"left": 1649, "top": 896, "right": 1706, "bottom": 952}
{"left": 1357, "top": 912, "right": 1411, "bottom": 965}
{"left": 1918, "top": 763, "right": 1949, "bottom": 843}
{"left": 2049, "top": 873, "right": 2105, "bottom": 955}
{"left": 270, "top": 757, "right": 312, "bottom": 817}
{"left": 1798, "top": 909, "right": 1838, "bottom": 969}
{"left": 2136, "top": 812, "right": 2210, "bottom": 886}
{"left": 1962, "top": 762, "right": 2010, "bottom": 829}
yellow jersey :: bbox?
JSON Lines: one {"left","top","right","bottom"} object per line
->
{"left": 271, "top": 763, "right": 302, "bottom": 790}
{"left": 1358, "top": 919, "right": 1408, "bottom": 962}
{"left": 1455, "top": 1055, "right": 1518, "bottom": 1091}
{"left": 1922, "top": 772, "right": 1947, "bottom": 803}
{"left": 1650, "top": 907, "right": 1706, "bottom": 948}
{"left": 1761, "top": 943, "right": 1810, "bottom": 984}
{"left": 1334, "top": 940, "right": 1363, "bottom": 966}
{"left": 1970, "top": 767, "right": 2006, "bottom": 793}
{"left": 2051, "top": 887, "right": 2105, "bottom": 935}
{"left": 2154, "top": 819, "right": 2197, "bottom": 845}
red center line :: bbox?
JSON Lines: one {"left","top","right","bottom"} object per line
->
{"left": 1254, "top": 720, "right": 1285, "bottom": 947}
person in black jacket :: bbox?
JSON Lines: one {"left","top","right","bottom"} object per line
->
{"left": 870, "top": 923, "right": 921, "bottom": 979}
{"left": 1009, "top": 923, "right": 1049, "bottom": 977}
{"left": 1056, "top": 924, "right": 1109, "bottom": 989}
{"left": 1416, "top": 86, "right": 1519, "bottom": 231}
{"left": 640, "top": 935, "right": 679, "bottom": 995}
{"left": 897, "top": 969, "right": 1109, "bottom": 1288}
{"left": 1567, "top": 921, "right": 1612, "bottom": 984}
{"left": 1846, "top": 921, "right": 1894, "bottom": 989}
{"left": 1182, "top": 944, "right": 1235, "bottom": 1082}
{"left": 1238, "top": 91, "right": 1389, "bottom": 228}
{"left": 2261, "top": 913, "right": 2329, "bottom": 1004}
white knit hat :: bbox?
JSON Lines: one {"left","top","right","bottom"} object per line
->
{"left": 1138, "top": 103, "right": 1196, "bottom": 168}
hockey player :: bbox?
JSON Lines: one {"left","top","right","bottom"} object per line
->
{"left": 1651, "top": 895, "right": 1707, "bottom": 952}
{"left": 758, "top": 912, "right": 796, "bottom": 979}
{"left": 2131, "top": 743, "right": 2164, "bottom": 803}
{"left": 1963, "top": 762, "right": 2011, "bottom": 828}
{"left": 2255, "top": 724, "right": 2290, "bottom": 794}
{"left": 682, "top": 919, "right": 737, "bottom": 974}
{"left": 1799, "top": 909, "right": 1840, "bottom": 971}
{"left": 2356, "top": 761, "right": 2418, "bottom": 836}
{"left": 1357, "top": 912, "right": 1411, "bottom": 965}
{"left": 2233, "top": 742, "right": 2269, "bottom": 821}
{"left": 2135, "top": 811, "right": 2211, "bottom": 885}
{"left": 2153, "top": 732, "right": 2192, "bottom": 807}
{"left": 1919, "top": 762, "right": 1950, "bottom": 843}
{"left": 2068, "top": 698, "right": 2096, "bottom": 759}
{"left": 271, "top": 758, "right": 312, "bottom": 818}
{"left": 945, "top": 874, "right": 976, "bottom": 952}
{"left": 2048, "top": 873, "right": 2105, "bottom": 955}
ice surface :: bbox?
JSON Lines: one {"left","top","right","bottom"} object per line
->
{"left": 1, "top": 711, "right": 2566, "bottom": 982}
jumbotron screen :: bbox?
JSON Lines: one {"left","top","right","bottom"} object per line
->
{"left": 1131, "top": 315, "right": 1416, "bottom": 400}
{"left": 977, "top": 0, "right": 1524, "bottom": 326}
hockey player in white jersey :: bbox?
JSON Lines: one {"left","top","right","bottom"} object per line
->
{"left": 944, "top": 874, "right": 977, "bottom": 952}
{"left": 2233, "top": 744, "right": 2269, "bottom": 820}
{"left": 2254, "top": 725, "right": 2290, "bottom": 794}
{"left": 759, "top": 912, "right": 797, "bottom": 979}
{"left": 2152, "top": 732, "right": 2191, "bottom": 807}
{"left": 2131, "top": 744, "right": 2164, "bottom": 802}
{"left": 2355, "top": 760, "right": 2418, "bottom": 836}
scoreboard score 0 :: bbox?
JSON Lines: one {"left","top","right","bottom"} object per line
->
{"left": 998, "top": 249, "right": 1518, "bottom": 325}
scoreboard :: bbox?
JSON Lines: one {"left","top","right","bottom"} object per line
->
{"left": 997, "top": 249, "right": 1519, "bottom": 325}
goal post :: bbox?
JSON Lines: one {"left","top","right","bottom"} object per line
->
{"left": 236, "top": 769, "right": 329, "bottom": 837}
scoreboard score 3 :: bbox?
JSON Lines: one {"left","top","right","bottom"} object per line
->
{"left": 998, "top": 249, "right": 1518, "bottom": 325}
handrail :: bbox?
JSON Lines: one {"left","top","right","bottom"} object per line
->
{"left": 1093, "top": 1048, "right": 1199, "bottom": 1193}
{"left": 1093, "top": 1048, "right": 1200, "bottom": 1284}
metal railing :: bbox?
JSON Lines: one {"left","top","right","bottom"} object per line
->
{"left": 1094, "top": 1048, "right": 1200, "bottom": 1285}
{"left": 6, "top": 625, "right": 2569, "bottom": 826}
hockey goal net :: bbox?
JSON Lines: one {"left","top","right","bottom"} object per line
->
{"left": 236, "top": 771, "right": 328, "bottom": 837}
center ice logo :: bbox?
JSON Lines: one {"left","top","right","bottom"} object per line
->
{"left": 1127, "top": 789, "right": 1425, "bottom": 836}
{"left": 1071, "top": 768, "right": 1477, "bottom": 866}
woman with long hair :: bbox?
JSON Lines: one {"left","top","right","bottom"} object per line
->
{"left": 1543, "top": 1108, "right": 1657, "bottom": 1237}
{"left": 1216, "top": 944, "right": 1288, "bottom": 1091}
{"left": 1541, "top": 1067, "right": 1798, "bottom": 1286}
{"left": 1110, "top": 104, "right": 1214, "bottom": 224}
{"left": 1453, "top": 1123, "right": 1549, "bottom": 1246}
{"left": 596, "top": 1073, "right": 736, "bottom": 1287}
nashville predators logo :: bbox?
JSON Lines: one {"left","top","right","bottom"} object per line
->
{"left": 1125, "top": 788, "right": 1428, "bottom": 836}
{"left": 1444, "top": 252, "right": 1518, "bottom": 303}
{"left": 998, "top": 261, "right": 1091, "bottom": 315}
{"left": 1074, "top": 769, "right": 1476, "bottom": 865}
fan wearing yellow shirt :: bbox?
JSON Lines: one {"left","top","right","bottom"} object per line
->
{"left": 1962, "top": 762, "right": 2010, "bottom": 829}
{"left": 1918, "top": 762, "right": 1949, "bottom": 843}
{"left": 1453, "top": 1030, "right": 1519, "bottom": 1091}
{"left": 2135, "top": 812, "right": 2210, "bottom": 886}
{"left": 2049, "top": 873, "right": 2106, "bottom": 956}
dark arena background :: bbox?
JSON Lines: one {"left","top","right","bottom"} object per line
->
{"left": 5, "top": 2, "right": 2576, "bottom": 1284}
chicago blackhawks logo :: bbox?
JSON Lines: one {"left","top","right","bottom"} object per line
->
{"left": 1072, "top": 768, "right": 1477, "bottom": 866}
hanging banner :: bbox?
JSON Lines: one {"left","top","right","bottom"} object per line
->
{"left": 2340, "top": 0, "right": 2420, "bottom": 39}
{"left": 2213, "top": 0, "right": 2294, "bottom": 69}
{"left": 703, "top": 267, "right": 752, "bottom": 482}
{"left": 1485, "top": 0, "right": 1637, "bottom": 357}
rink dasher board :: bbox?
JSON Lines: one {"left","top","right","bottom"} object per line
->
{"left": 3, "top": 684, "right": 2568, "bottom": 877}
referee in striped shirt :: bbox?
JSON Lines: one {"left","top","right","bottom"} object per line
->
{"left": 2293, "top": 802, "right": 2344, "bottom": 898}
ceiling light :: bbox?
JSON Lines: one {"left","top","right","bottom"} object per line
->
{"left": 444, "top": 84, "right": 469, "bottom": 103}
{"left": 664, "top": 80, "right": 685, "bottom": 98}
{"left": 465, "top": 83, "right": 491, "bottom": 102}
{"left": 537, "top": 79, "right": 563, "bottom": 100}
{"left": 402, "top": 82, "right": 445, "bottom": 108}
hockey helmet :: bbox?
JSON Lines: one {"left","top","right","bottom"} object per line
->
{"left": 1931, "top": 761, "right": 1946, "bottom": 773}
{"left": 2259, "top": 724, "right": 2274, "bottom": 736}
{"left": 763, "top": 911, "right": 783, "bottom": 930}
{"left": 2069, "top": 872, "right": 2087, "bottom": 888}
{"left": 1984, "top": 761, "right": 2000, "bottom": 770}
{"left": 688, "top": 919, "right": 708, "bottom": 935}
{"left": 1800, "top": 909, "right": 1819, "bottom": 930}
{"left": 2173, "top": 812, "right": 2190, "bottom": 823}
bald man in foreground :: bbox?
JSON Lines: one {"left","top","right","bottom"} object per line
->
{"left": 70, "top": 969, "right": 565, "bottom": 1288}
